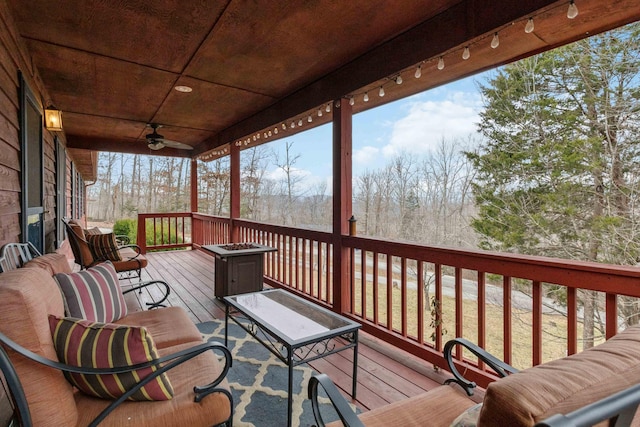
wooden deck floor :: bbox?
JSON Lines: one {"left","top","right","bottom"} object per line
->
{"left": 128, "top": 249, "right": 460, "bottom": 413}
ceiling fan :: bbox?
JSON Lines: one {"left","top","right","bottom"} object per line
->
{"left": 146, "top": 123, "right": 193, "bottom": 151}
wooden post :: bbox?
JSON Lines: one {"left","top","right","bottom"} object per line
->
{"left": 230, "top": 142, "right": 241, "bottom": 242}
{"left": 332, "top": 98, "right": 352, "bottom": 315}
{"left": 190, "top": 159, "right": 198, "bottom": 213}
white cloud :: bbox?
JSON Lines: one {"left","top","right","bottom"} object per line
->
{"left": 353, "top": 146, "right": 380, "bottom": 166}
{"left": 382, "top": 92, "right": 481, "bottom": 157}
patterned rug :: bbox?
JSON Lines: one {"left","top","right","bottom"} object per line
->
{"left": 197, "top": 319, "right": 354, "bottom": 427}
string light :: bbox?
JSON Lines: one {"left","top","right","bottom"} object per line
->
{"left": 237, "top": 2, "right": 583, "bottom": 149}
{"left": 525, "top": 17, "right": 535, "bottom": 33}
{"left": 567, "top": 0, "right": 578, "bottom": 19}
{"left": 491, "top": 33, "right": 500, "bottom": 49}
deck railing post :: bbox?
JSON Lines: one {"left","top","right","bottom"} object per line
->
{"left": 230, "top": 142, "right": 241, "bottom": 243}
{"left": 332, "top": 98, "right": 352, "bottom": 315}
{"left": 136, "top": 214, "right": 147, "bottom": 254}
{"left": 190, "top": 159, "right": 198, "bottom": 249}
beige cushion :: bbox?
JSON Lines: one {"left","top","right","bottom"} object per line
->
{"left": 478, "top": 325, "right": 640, "bottom": 426}
{"left": 0, "top": 268, "right": 78, "bottom": 426}
{"left": 114, "top": 307, "right": 203, "bottom": 349}
{"left": 75, "top": 341, "right": 232, "bottom": 427}
{"left": 327, "top": 384, "right": 475, "bottom": 427}
{"left": 22, "top": 253, "right": 72, "bottom": 275}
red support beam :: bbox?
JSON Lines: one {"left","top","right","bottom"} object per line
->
{"left": 229, "top": 142, "right": 240, "bottom": 242}
{"left": 190, "top": 159, "right": 198, "bottom": 214}
{"left": 332, "top": 98, "right": 352, "bottom": 314}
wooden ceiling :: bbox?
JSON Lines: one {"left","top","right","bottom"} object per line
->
{"left": 6, "top": 0, "right": 640, "bottom": 166}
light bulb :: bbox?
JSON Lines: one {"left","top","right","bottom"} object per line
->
{"left": 326, "top": 104, "right": 331, "bottom": 113}
{"left": 525, "top": 17, "right": 535, "bottom": 33}
{"left": 318, "top": 108, "right": 322, "bottom": 117}
{"left": 263, "top": 132, "right": 267, "bottom": 138}
{"left": 253, "top": 135, "right": 257, "bottom": 141}
{"left": 308, "top": 115, "right": 312, "bottom": 123}
{"left": 274, "top": 128, "right": 278, "bottom": 134}
{"left": 462, "top": 46, "right": 470, "bottom": 60}
{"left": 567, "top": 1, "right": 578, "bottom": 19}
{"left": 363, "top": 92, "right": 369, "bottom": 102}
{"left": 256, "top": 133, "right": 260, "bottom": 139}
{"left": 298, "top": 119, "right": 303, "bottom": 126}
{"left": 491, "top": 33, "right": 499, "bottom": 49}
{"left": 414, "top": 65, "right": 422, "bottom": 78}
{"left": 378, "top": 86, "right": 385, "bottom": 97}
{"left": 268, "top": 131, "right": 272, "bottom": 136}
{"left": 437, "top": 56, "right": 445, "bottom": 70}
{"left": 349, "top": 96, "right": 355, "bottom": 106}
{"left": 291, "top": 122, "right": 295, "bottom": 128}
{"left": 396, "top": 75, "right": 403, "bottom": 85}
{"left": 282, "top": 123, "right": 286, "bottom": 130}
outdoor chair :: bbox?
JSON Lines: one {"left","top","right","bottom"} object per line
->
{"left": 63, "top": 218, "right": 148, "bottom": 280}
{"left": 0, "top": 242, "right": 42, "bottom": 272}
{"left": 309, "top": 329, "right": 640, "bottom": 427}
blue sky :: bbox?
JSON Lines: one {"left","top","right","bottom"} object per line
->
{"left": 259, "top": 71, "right": 492, "bottom": 193}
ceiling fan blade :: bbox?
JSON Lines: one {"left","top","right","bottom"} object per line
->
{"left": 161, "top": 139, "right": 193, "bottom": 150}
{"left": 148, "top": 141, "right": 165, "bottom": 150}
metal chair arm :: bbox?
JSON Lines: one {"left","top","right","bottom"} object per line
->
{"left": 443, "top": 338, "right": 519, "bottom": 396}
{"left": 308, "top": 373, "right": 364, "bottom": 427}
{"left": 0, "top": 331, "right": 232, "bottom": 427}
{"left": 122, "top": 279, "right": 171, "bottom": 308}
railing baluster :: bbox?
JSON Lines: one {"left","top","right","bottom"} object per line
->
{"left": 386, "top": 254, "right": 392, "bottom": 330}
{"left": 373, "top": 252, "right": 379, "bottom": 325}
{"left": 532, "top": 280, "right": 542, "bottom": 366}
{"left": 401, "top": 257, "right": 407, "bottom": 337}
{"left": 417, "top": 261, "right": 424, "bottom": 344}
{"left": 455, "top": 267, "right": 463, "bottom": 359}
{"left": 567, "top": 287, "right": 577, "bottom": 355}
{"left": 434, "top": 263, "right": 443, "bottom": 352}
{"left": 477, "top": 271, "right": 486, "bottom": 370}
{"left": 503, "top": 275, "right": 512, "bottom": 365}
{"left": 606, "top": 293, "right": 617, "bottom": 339}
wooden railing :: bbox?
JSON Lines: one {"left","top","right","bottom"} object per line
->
{"left": 136, "top": 213, "right": 192, "bottom": 253}
{"left": 140, "top": 212, "right": 640, "bottom": 388}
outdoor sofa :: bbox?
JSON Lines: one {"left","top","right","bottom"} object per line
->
{"left": 0, "top": 244, "right": 233, "bottom": 426}
{"left": 310, "top": 324, "right": 640, "bottom": 426}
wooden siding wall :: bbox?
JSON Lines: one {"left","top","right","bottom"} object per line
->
{"left": 0, "top": 4, "right": 70, "bottom": 251}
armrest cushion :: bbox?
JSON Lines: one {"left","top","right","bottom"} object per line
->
{"left": 478, "top": 325, "right": 640, "bottom": 426}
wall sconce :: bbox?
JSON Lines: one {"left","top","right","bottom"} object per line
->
{"left": 44, "top": 106, "right": 63, "bottom": 131}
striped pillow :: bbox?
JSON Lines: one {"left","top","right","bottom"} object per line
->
{"left": 49, "top": 316, "right": 174, "bottom": 401}
{"left": 87, "top": 232, "right": 122, "bottom": 262}
{"left": 54, "top": 261, "right": 127, "bottom": 322}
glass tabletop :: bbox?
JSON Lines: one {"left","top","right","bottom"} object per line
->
{"left": 225, "top": 289, "right": 359, "bottom": 343}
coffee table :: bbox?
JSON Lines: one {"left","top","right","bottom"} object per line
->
{"left": 223, "top": 289, "right": 361, "bottom": 427}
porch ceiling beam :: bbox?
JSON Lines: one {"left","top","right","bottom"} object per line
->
{"left": 195, "top": 0, "right": 555, "bottom": 155}
{"left": 67, "top": 135, "right": 192, "bottom": 158}
{"left": 195, "top": 0, "right": 640, "bottom": 157}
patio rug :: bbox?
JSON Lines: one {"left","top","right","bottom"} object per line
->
{"left": 197, "top": 319, "right": 355, "bottom": 427}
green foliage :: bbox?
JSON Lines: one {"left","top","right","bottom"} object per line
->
{"left": 113, "top": 219, "right": 137, "bottom": 243}
{"left": 468, "top": 23, "right": 640, "bottom": 265}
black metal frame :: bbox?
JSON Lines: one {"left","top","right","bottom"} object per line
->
{"left": 307, "top": 337, "right": 519, "bottom": 427}
{"left": 0, "top": 330, "right": 233, "bottom": 427}
{"left": 224, "top": 290, "right": 361, "bottom": 427}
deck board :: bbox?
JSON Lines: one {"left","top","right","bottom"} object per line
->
{"left": 139, "top": 249, "right": 447, "bottom": 413}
